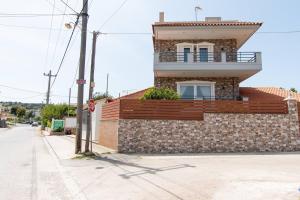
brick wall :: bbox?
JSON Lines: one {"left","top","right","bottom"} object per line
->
{"left": 98, "top": 120, "right": 119, "bottom": 150}
{"left": 117, "top": 99, "right": 300, "bottom": 153}
{"left": 154, "top": 77, "right": 240, "bottom": 99}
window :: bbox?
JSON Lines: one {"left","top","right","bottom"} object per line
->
{"left": 180, "top": 85, "right": 194, "bottom": 99}
{"left": 183, "top": 48, "right": 191, "bottom": 62}
{"left": 177, "top": 81, "right": 215, "bottom": 100}
{"left": 176, "top": 43, "right": 194, "bottom": 63}
{"left": 196, "top": 42, "right": 214, "bottom": 62}
{"left": 199, "top": 48, "right": 208, "bottom": 62}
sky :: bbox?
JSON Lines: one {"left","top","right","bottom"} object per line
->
{"left": 0, "top": 0, "right": 299, "bottom": 103}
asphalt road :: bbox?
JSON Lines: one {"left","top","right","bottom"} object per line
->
{"left": 1, "top": 125, "right": 300, "bottom": 200}
{"left": 0, "top": 125, "right": 71, "bottom": 200}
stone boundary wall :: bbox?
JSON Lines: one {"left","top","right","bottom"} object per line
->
{"left": 117, "top": 99, "right": 300, "bottom": 153}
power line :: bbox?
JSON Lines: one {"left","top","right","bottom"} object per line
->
{"left": 59, "top": 0, "right": 79, "bottom": 14}
{"left": 50, "top": 0, "right": 89, "bottom": 89}
{"left": 0, "top": 13, "right": 76, "bottom": 17}
{"left": 44, "top": 0, "right": 56, "bottom": 73}
{"left": 0, "top": 84, "right": 76, "bottom": 98}
{"left": 97, "top": 0, "right": 129, "bottom": 31}
{"left": 50, "top": 16, "right": 79, "bottom": 89}
{"left": 257, "top": 30, "right": 300, "bottom": 34}
{"left": 0, "top": 84, "right": 45, "bottom": 95}
{"left": 0, "top": 23, "right": 66, "bottom": 31}
{"left": 49, "top": 0, "right": 69, "bottom": 71}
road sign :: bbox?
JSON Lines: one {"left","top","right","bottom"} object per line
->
{"left": 88, "top": 99, "right": 95, "bottom": 112}
{"left": 77, "top": 79, "right": 86, "bottom": 85}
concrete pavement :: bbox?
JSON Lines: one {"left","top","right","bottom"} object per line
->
{"left": 2, "top": 125, "right": 300, "bottom": 200}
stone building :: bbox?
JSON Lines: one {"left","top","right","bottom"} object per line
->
{"left": 97, "top": 12, "right": 300, "bottom": 153}
{"left": 153, "top": 12, "right": 262, "bottom": 100}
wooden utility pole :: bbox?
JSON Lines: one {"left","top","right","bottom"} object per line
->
{"left": 106, "top": 73, "right": 109, "bottom": 97}
{"left": 68, "top": 88, "right": 71, "bottom": 116}
{"left": 43, "top": 70, "right": 56, "bottom": 105}
{"left": 85, "top": 31, "right": 99, "bottom": 153}
{"left": 75, "top": 0, "right": 88, "bottom": 154}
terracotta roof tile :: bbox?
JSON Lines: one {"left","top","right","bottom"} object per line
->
{"left": 153, "top": 21, "right": 262, "bottom": 27}
{"left": 240, "top": 87, "right": 300, "bottom": 102}
{"left": 119, "top": 88, "right": 149, "bottom": 99}
{"left": 115, "top": 87, "right": 300, "bottom": 102}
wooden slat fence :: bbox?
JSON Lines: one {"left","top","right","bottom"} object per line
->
{"left": 120, "top": 100, "right": 204, "bottom": 120}
{"left": 101, "top": 99, "right": 288, "bottom": 121}
{"left": 204, "top": 100, "right": 288, "bottom": 114}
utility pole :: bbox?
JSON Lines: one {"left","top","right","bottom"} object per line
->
{"left": 75, "top": 0, "right": 88, "bottom": 154}
{"left": 106, "top": 73, "right": 109, "bottom": 97}
{"left": 85, "top": 31, "right": 99, "bottom": 153}
{"left": 68, "top": 88, "right": 71, "bottom": 116}
{"left": 43, "top": 70, "right": 56, "bottom": 105}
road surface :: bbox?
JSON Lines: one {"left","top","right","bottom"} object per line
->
{"left": 1, "top": 125, "right": 300, "bottom": 200}
{"left": 0, "top": 125, "right": 71, "bottom": 200}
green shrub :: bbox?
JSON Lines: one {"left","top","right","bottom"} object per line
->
{"left": 141, "top": 87, "right": 179, "bottom": 100}
{"left": 41, "top": 104, "right": 76, "bottom": 127}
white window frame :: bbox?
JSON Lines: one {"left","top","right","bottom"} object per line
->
{"left": 176, "top": 43, "right": 194, "bottom": 63}
{"left": 196, "top": 42, "right": 214, "bottom": 62}
{"left": 176, "top": 81, "right": 216, "bottom": 100}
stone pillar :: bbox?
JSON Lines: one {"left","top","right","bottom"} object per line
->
{"left": 284, "top": 97, "right": 299, "bottom": 140}
{"left": 285, "top": 97, "right": 298, "bottom": 120}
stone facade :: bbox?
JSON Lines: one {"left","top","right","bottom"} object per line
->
{"left": 155, "top": 77, "right": 240, "bottom": 99}
{"left": 116, "top": 99, "right": 300, "bottom": 153}
{"left": 154, "top": 39, "right": 237, "bottom": 54}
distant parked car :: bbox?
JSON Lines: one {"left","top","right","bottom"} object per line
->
{"left": 31, "top": 122, "right": 38, "bottom": 127}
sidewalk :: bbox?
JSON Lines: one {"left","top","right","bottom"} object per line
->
{"left": 42, "top": 131, "right": 116, "bottom": 160}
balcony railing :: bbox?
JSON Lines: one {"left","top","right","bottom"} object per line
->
{"left": 155, "top": 51, "right": 260, "bottom": 63}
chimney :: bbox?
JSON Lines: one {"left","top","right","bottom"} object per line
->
{"left": 159, "top": 12, "right": 164, "bottom": 23}
{"left": 205, "top": 17, "right": 222, "bottom": 22}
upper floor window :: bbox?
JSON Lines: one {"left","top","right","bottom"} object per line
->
{"left": 176, "top": 43, "right": 193, "bottom": 63}
{"left": 196, "top": 42, "right": 214, "bottom": 62}
{"left": 175, "top": 42, "right": 215, "bottom": 63}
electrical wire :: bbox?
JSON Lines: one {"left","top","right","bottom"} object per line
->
{"left": 0, "top": 13, "right": 76, "bottom": 17}
{"left": 44, "top": 0, "right": 56, "bottom": 73}
{"left": 49, "top": 0, "right": 69, "bottom": 71}
{"left": 97, "top": 0, "right": 129, "bottom": 31}
{"left": 0, "top": 84, "right": 76, "bottom": 99}
{"left": 257, "top": 30, "right": 300, "bottom": 34}
{"left": 59, "top": 0, "right": 79, "bottom": 14}
{"left": 50, "top": 16, "right": 79, "bottom": 89}
{"left": 0, "top": 23, "right": 65, "bottom": 31}
{"left": 50, "top": 0, "right": 89, "bottom": 89}
{"left": 0, "top": 84, "right": 45, "bottom": 94}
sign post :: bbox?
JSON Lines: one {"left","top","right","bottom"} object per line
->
{"left": 88, "top": 99, "right": 95, "bottom": 112}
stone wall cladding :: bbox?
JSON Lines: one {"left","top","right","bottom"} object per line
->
{"left": 154, "top": 77, "right": 240, "bottom": 99}
{"left": 154, "top": 39, "right": 237, "bottom": 54}
{"left": 117, "top": 100, "right": 300, "bottom": 153}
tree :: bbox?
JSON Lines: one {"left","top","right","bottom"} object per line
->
{"left": 41, "top": 104, "right": 76, "bottom": 127}
{"left": 10, "top": 106, "right": 18, "bottom": 115}
{"left": 16, "top": 107, "right": 26, "bottom": 118}
{"left": 93, "top": 92, "right": 113, "bottom": 101}
{"left": 290, "top": 88, "right": 298, "bottom": 93}
{"left": 25, "top": 111, "right": 35, "bottom": 120}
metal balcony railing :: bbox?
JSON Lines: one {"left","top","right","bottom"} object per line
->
{"left": 155, "top": 51, "right": 259, "bottom": 63}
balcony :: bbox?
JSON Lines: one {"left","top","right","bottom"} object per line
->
{"left": 154, "top": 52, "right": 262, "bottom": 81}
